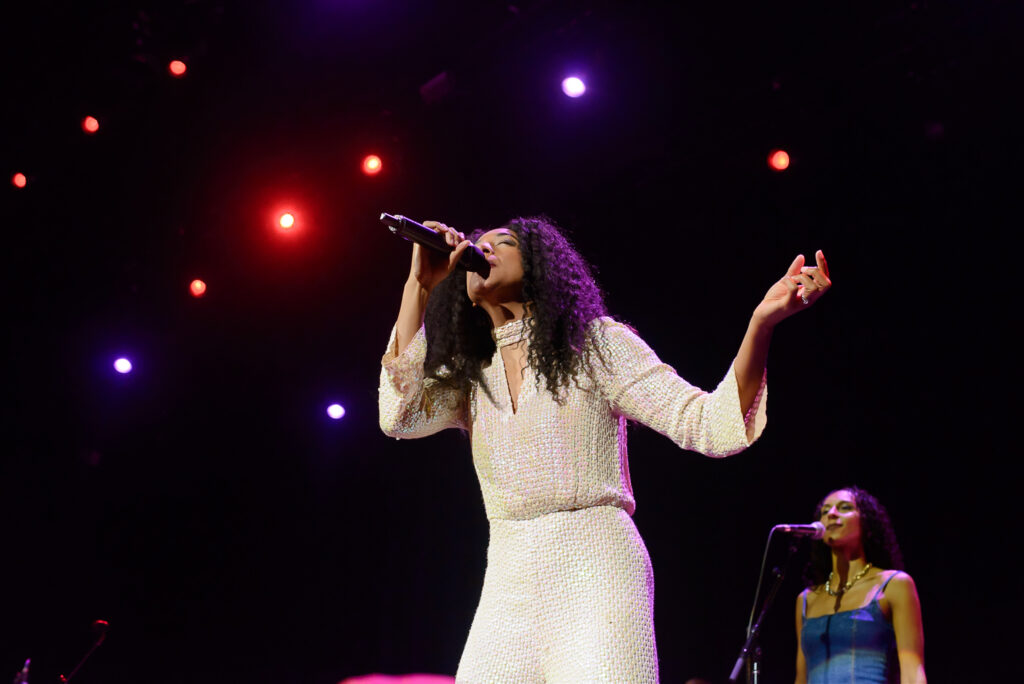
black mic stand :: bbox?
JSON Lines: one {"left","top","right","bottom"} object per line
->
{"left": 728, "top": 541, "right": 799, "bottom": 683}
{"left": 58, "top": 620, "right": 108, "bottom": 683}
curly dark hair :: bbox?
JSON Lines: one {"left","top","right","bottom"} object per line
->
{"left": 423, "top": 216, "right": 608, "bottom": 403}
{"left": 803, "top": 485, "right": 905, "bottom": 587}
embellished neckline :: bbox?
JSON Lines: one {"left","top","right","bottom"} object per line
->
{"left": 492, "top": 317, "right": 531, "bottom": 348}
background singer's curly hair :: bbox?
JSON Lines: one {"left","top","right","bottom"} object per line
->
{"left": 803, "top": 485, "right": 905, "bottom": 587}
{"left": 423, "top": 216, "right": 608, "bottom": 403}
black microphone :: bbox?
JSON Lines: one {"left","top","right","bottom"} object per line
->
{"left": 380, "top": 212, "right": 491, "bottom": 278}
{"left": 772, "top": 521, "right": 826, "bottom": 539}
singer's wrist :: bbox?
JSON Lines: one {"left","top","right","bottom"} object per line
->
{"left": 749, "top": 310, "right": 778, "bottom": 334}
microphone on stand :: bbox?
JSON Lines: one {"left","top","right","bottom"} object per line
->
{"left": 380, "top": 212, "right": 491, "bottom": 277}
{"left": 771, "top": 521, "right": 826, "bottom": 539}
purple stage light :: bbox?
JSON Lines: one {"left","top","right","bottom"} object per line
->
{"left": 327, "top": 403, "right": 346, "bottom": 420}
{"left": 561, "top": 76, "right": 586, "bottom": 98}
{"left": 113, "top": 357, "right": 132, "bottom": 374}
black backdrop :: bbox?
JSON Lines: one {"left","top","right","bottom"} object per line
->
{"left": 3, "top": 2, "right": 1015, "bottom": 682}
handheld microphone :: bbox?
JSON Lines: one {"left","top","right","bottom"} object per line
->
{"left": 771, "top": 521, "right": 826, "bottom": 539}
{"left": 380, "top": 212, "right": 491, "bottom": 278}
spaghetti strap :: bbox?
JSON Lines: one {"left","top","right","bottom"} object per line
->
{"left": 875, "top": 570, "right": 901, "bottom": 601}
{"left": 802, "top": 589, "right": 808, "bottom": 618}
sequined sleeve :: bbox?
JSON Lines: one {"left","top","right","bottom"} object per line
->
{"left": 591, "top": 318, "right": 766, "bottom": 457}
{"left": 378, "top": 325, "right": 467, "bottom": 438}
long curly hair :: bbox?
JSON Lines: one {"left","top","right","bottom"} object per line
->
{"left": 423, "top": 216, "right": 608, "bottom": 403}
{"left": 803, "top": 485, "right": 905, "bottom": 587}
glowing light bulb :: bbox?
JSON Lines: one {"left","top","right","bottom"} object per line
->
{"left": 768, "top": 149, "right": 790, "bottom": 171}
{"left": 561, "top": 76, "right": 586, "bottom": 98}
{"left": 362, "top": 155, "right": 383, "bottom": 175}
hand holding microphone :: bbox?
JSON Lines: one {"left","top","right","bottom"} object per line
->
{"left": 380, "top": 213, "right": 491, "bottom": 287}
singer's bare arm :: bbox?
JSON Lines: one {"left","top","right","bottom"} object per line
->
{"left": 394, "top": 222, "right": 472, "bottom": 356}
{"left": 888, "top": 572, "right": 927, "bottom": 684}
{"left": 734, "top": 250, "right": 831, "bottom": 417}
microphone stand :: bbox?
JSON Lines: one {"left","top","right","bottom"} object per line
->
{"left": 728, "top": 541, "right": 799, "bottom": 683}
{"left": 58, "top": 620, "right": 108, "bottom": 683}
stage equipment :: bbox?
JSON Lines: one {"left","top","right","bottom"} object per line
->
{"left": 59, "top": 620, "right": 108, "bottom": 683}
{"left": 728, "top": 526, "right": 811, "bottom": 683}
{"left": 771, "top": 521, "right": 825, "bottom": 538}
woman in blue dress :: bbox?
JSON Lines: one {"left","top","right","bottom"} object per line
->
{"left": 794, "top": 487, "right": 926, "bottom": 684}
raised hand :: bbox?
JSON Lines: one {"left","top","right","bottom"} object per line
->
{"left": 409, "top": 221, "right": 474, "bottom": 292}
{"left": 753, "top": 250, "right": 831, "bottom": 327}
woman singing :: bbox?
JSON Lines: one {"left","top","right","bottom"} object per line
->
{"left": 795, "top": 487, "right": 926, "bottom": 684}
{"left": 379, "top": 216, "right": 830, "bottom": 682}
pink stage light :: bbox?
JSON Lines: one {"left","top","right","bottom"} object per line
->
{"left": 327, "top": 403, "right": 346, "bottom": 420}
{"left": 768, "top": 149, "right": 790, "bottom": 171}
{"left": 561, "top": 76, "right": 586, "bottom": 98}
{"left": 113, "top": 358, "right": 133, "bottom": 374}
{"left": 12, "top": 172, "right": 27, "bottom": 188}
{"left": 190, "top": 279, "right": 207, "bottom": 297}
{"left": 278, "top": 212, "right": 296, "bottom": 230}
{"left": 169, "top": 60, "right": 187, "bottom": 77}
{"left": 362, "top": 154, "right": 383, "bottom": 176}
{"left": 82, "top": 116, "right": 100, "bottom": 134}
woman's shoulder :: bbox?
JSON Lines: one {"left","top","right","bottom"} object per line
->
{"left": 588, "top": 315, "right": 631, "bottom": 331}
{"left": 586, "top": 316, "right": 644, "bottom": 344}
{"left": 878, "top": 569, "right": 917, "bottom": 595}
{"left": 798, "top": 584, "right": 825, "bottom": 605}
{"left": 801, "top": 584, "right": 827, "bottom": 600}
{"left": 797, "top": 585, "right": 825, "bottom": 621}
{"left": 585, "top": 316, "right": 657, "bottom": 361}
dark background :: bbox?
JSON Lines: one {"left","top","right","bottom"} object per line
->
{"left": 3, "top": 1, "right": 1015, "bottom": 682}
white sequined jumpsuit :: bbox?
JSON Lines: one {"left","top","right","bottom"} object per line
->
{"left": 379, "top": 317, "right": 767, "bottom": 683}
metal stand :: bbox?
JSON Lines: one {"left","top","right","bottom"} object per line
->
{"left": 58, "top": 620, "right": 108, "bottom": 683}
{"left": 728, "top": 542, "right": 799, "bottom": 683}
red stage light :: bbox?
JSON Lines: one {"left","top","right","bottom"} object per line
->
{"left": 169, "top": 60, "right": 187, "bottom": 77}
{"left": 82, "top": 116, "right": 100, "bottom": 134}
{"left": 768, "top": 149, "right": 790, "bottom": 171}
{"left": 278, "top": 212, "right": 296, "bottom": 230}
{"left": 190, "top": 279, "right": 207, "bottom": 297}
{"left": 362, "top": 154, "right": 383, "bottom": 176}
{"left": 12, "top": 172, "right": 27, "bottom": 188}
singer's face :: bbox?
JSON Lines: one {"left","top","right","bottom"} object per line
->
{"left": 467, "top": 228, "right": 525, "bottom": 304}
{"left": 818, "top": 489, "right": 862, "bottom": 549}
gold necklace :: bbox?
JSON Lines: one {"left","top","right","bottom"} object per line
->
{"left": 825, "top": 562, "right": 873, "bottom": 597}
